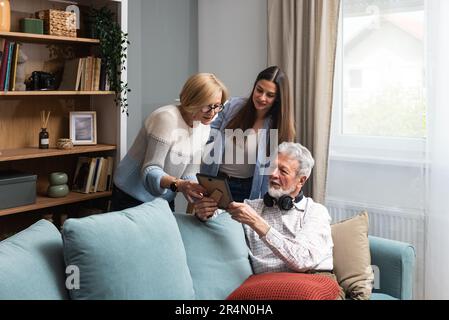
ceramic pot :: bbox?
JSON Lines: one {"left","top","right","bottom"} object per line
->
{"left": 47, "top": 184, "right": 69, "bottom": 198}
{"left": 49, "top": 172, "right": 68, "bottom": 185}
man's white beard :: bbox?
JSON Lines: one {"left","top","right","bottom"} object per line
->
{"left": 268, "top": 184, "right": 297, "bottom": 199}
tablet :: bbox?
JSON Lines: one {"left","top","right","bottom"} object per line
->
{"left": 196, "top": 173, "right": 234, "bottom": 209}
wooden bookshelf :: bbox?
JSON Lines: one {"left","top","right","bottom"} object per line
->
{"left": 0, "top": 31, "right": 100, "bottom": 45}
{"left": 0, "top": 145, "right": 117, "bottom": 162}
{"left": 0, "top": 191, "right": 113, "bottom": 217}
{"left": 0, "top": 91, "right": 115, "bottom": 96}
{"left": 0, "top": 0, "right": 126, "bottom": 233}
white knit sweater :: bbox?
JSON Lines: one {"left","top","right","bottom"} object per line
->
{"left": 114, "top": 105, "right": 210, "bottom": 202}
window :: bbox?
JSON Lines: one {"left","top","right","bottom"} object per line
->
{"left": 332, "top": 0, "right": 426, "bottom": 159}
{"left": 349, "top": 69, "right": 363, "bottom": 89}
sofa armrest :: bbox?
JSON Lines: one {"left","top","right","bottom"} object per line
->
{"left": 369, "top": 236, "right": 415, "bottom": 300}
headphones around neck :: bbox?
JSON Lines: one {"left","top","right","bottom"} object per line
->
{"left": 263, "top": 190, "right": 304, "bottom": 211}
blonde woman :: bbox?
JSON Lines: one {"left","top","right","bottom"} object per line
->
{"left": 113, "top": 73, "right": 229, "bottom": 211}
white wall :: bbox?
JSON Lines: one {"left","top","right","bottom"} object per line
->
{"left": 127, "top": 0, "right": 199, "bottom": 147}
{"left": 127, "top": 0, "right": 143, "bottom": 148}
{"left": 128, "top": 0, "right": 267, "bottom": 142}
{"left": 198, "top": 0, "right": 267, "bottom": 97}
{"left": 141, "top": 0, "right": 199, "bottom": 120}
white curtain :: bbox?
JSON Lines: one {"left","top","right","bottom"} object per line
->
{"left": 327, "top": 0, "right": 427, "bottom": 299}
{"left": 425, "top": 0, "right": 449, "bottom": 300}
{"left": 267, "top": 0, "right": 340, "bottom": 204}
{"left": 328, "top": 0, "right": 449, "bottom": 299}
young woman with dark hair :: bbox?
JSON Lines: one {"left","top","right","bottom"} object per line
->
{"left": 198, "top": 66, "right": 295, "bottom": 214}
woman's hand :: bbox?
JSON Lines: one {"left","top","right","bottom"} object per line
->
{"left": 194, "top": 197, "right": 219, "bottom": 221}
{"left": 177, "top": 180, "right": 207, "bottom": 203}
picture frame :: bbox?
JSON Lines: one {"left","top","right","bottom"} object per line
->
{"left": 69, "top": 111, "right": 97, "bottom": 145}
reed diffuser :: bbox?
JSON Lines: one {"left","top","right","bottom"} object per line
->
{"left": 39, "top": 110, "right": 51, "bottom": 149}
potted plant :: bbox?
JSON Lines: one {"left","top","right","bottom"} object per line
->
{"left": 88, "top": 6, "right": 130, "bottom": 115}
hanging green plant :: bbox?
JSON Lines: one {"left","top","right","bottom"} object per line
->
{"left": 88, "top": 6, "right": 130, "bottom": 116}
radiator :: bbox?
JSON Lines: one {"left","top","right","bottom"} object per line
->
{"left": 326, "top": 198, "right": 425, "bottom": 299}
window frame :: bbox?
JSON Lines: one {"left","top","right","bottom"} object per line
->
{"left": 330, "top": 0, "right": 426, "bottom": 163}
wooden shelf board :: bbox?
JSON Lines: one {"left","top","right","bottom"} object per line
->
{"left": 0, "top": 191, "right": 112, "bottom": 217}
{"left": 0, "top": 145, "right": 116, "bottom": 162}
{"left": 0, "top": 31, "right": 100, "bottom": 44}
{"left": 0, "top": 91, "right": 115, "bottom": 96}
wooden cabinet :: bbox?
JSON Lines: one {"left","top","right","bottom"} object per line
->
{"left": 0, "top": 0, "right": 128, "bottom": 237}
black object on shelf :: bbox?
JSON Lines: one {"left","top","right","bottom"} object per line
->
{"left": 39, "top": 128, "right": 49, "bottom": 149}
{"left": 25, "top": 71, "right": 56, "bottom": 91}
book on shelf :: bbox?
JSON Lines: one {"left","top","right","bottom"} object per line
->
{"left": 0, "top": 40, "right": 10, "bottom": 91}
{"left": 72, "top": 156, "right": 91, "bottom": 194}
{"left": 96, "top": 157, "right": 109, "bottom": 192}
{"left": 0, "top": 39, "right": 4, "bottom": 71}
{"left": 99, "top": 61, "right": 107, "bottom": 91}
{"left": 93, "top": 57, "right": 101, "bottom": 91}
{"left": 9, "top": 43, "right": 20, "bottom": 91}
{"left": 85, "top": 157, "right": 98, "bottom": 194}
{"left": 0, "top": 41, "right": 21, "bottom": 92}
{"left": 84, "top": 56, "right": 93, "bottom": 91}
{"left": 90, "top": 157, "right": 104, "bottom": 193}
{"left": 78, "top": 58, "right": 85, "bottom": 91}
{"left": 4, "top": 42, "right": 15, "bottom": 92}
{"left": 59, "top": 58, "right": 83, "bottom": 91}
{"left": 72, "top": 156, "right": 114, "bottom": 194}
{"left": 59, "top": 56, "right": 102, "bottom": 91}
{"left": 106, "top": 156, "right": 114, "bottom": 191}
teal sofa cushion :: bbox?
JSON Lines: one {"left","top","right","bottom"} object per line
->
{"left": 62, "top": 198, "right": 195, "bottom": 300}
{"left": 369, "top": 236, "right": 415, "bottom": 300}
{"left": 370, "top": 293, "right": 398, "bottom": 300}
{"left": 174, "top": 212, "right": 253, "bottom": 299}
{"left": 0, "top": 220, "right": 68, "bottom": 300}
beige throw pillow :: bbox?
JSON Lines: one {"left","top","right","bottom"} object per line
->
{"left": 331, "top": 212, "right": 374, "bottom": 300}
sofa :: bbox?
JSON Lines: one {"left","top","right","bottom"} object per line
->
{"left": 0, "top": 198, "right": 415, "bottom": 300}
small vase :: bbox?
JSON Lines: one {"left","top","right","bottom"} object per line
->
{"left": 39, "top": 128, "right": 49, "bottom": 149}
{"left": 47, "top": 172, "right": 69, "bottom": 198}
{"left": 0, "top": 0, "right": 11, "bottom": 32}
{"left": 47, "top": 184, "right": 69, "bottom": 198}
{"left": 49, "top": 172, "right": 68, "bottom": 185}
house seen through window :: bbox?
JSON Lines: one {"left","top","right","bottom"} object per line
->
{"left": 337, "top": 0, "right": 426, "bottom": 140}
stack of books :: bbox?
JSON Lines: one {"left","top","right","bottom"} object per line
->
{"left": 59, "top": 56, "right": 108, "bottom": 91}
{"left": 72, "top": 156, "right": 114, "bottom": 194}
{"left": 0, "top": 40, "right": 21, "bottom": 92}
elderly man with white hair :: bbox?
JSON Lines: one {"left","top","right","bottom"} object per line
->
{"left": 196, "top": 142, "right": 334, "bottom": 275}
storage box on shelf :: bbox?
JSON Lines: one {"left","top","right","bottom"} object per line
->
{"left": 36, "top": 9, "right": 76, "bottom": 38}
{"left": 20, "top": 18, "right": 44, "bottom": 35}
{"left": 0, "top": 171, "right": 37, "bottom": 210}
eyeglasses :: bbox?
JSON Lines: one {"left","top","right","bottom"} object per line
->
{"left": 201, "top": 103, "right": 224, "bottom": 113}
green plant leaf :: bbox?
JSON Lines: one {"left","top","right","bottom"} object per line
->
{"left": 89, "top": 6, "right": 130, "bottom": 115}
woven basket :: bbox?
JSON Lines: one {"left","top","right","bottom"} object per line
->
{"left": 36, "top": 10, "right": 76, "bottom": 37}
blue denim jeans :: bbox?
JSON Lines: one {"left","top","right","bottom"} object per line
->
{"left": 112, "top": 185, "right": 175, "bottom": 211}
{"left": 228, "top": 177, "right": 253, "bottom": 203}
